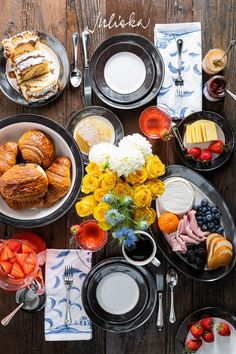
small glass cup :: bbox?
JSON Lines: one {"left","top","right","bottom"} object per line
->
{"left": 139, "top": 106, "right": 172, "bottom": 140}
{"left": 203, "top": 75, "right": 227, "bottom": 102}
{"left": 75, "top": 220, "right": 108, "bottom": 252}
{"left": 202, "top": 49, "right": 227, "bottom": 75}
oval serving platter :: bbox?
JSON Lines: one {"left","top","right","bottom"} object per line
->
{"left": 153, "top": 165, "right": 236, "bottom": 281}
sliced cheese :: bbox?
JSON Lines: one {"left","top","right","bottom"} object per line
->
{"left": 203, "top": 121, "right": 218, "bottom": 141}
{"left": 186, "top": 120, "right": 218, "bottom": 143}
{"left": 186, "top": 125, "right": 193, "bottom": 144}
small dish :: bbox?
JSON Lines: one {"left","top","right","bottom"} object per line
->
{"left": 67, "top": 106, "right": 124, "bottom": 163}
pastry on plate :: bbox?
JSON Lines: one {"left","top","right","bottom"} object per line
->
{"left": 0, "top": 142, "right": 18, "bottom": 176}
{"left": 2, "top": 31, "right": 40, "bottom": 59}
{"left": 20, "top": 73, "right": 58, "bottom": 103}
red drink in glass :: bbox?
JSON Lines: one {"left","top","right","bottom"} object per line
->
{"left": 139, "top": 106, "right": 172, "bottom": 139}
{"left": 76, "top": 220, "right": 107, "bottom": 251}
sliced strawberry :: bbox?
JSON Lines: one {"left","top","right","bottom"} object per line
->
{"left": 0, "top": 245, "right": 14, "bottom": 261}
{"left": 0, "top": 260, "right": 13, "bottom": 274}
{"left": 9, "top": 256, "right": 16, "bottom": 263}
{"left": 7, "top": 240, "right": 22, "bottom": 253}
{"left": 10, "top": 262, "right": 25, "bottom": 278}
{"left": 13, "top": 233, "right": 46, "bottom": 253}
{"left": 16, "top": 253, "right": 28, "bottom": 264}
{"left": 22, "top": 262, "right": 35, "bottom": 275}
{"left": 25, "top": 252, "right": 36, "bottom": 265}
{"left": 22, "top": 243, "right": 32, "bottom": 254}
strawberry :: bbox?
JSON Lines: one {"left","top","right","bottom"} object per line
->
{"left": 22, "top": 243, "right": 33, "bottom": 254}
{"left": 202, "top": 330, "right": 214, "bottom": 343}
{"left": 15, "top": 253, "right": 28, "bottom": 264}
{"left": 190, "top": 322, "right": 204, "bottom": 338}
{"left": 0, "top": 260, "right": 13, "bottom": 274}
{"left": 13, "top": 232, "right": 46, "bottom": 253}
{"left": 217, "top": 321, "right": 231, "bottom": 336}
{"left": 200, "top": 149, "right": 212, "bottom": 165}
{"left": 187, "top": 147, "right": 201, "bottom": 160}
{"left": 7, "top": 240, "right": 21, "bottom": 253}
{"left": 183, "top": 339, "right": 202, "bottom": 353}
{"left": 208, "top": 140, "right": 227, "bottom": 155}
{"left": 69, "top": 224, "right": 81, "bottom": 236}
{"left": 10, "top": 262, "right": 25, "bottom": 278}
{"left": 200, "top": 317, "right": 214, "bottom": 331}
{"left": 0, "top": 245, "right": 14, "bottom": 261}
{"left": 25, "top": 252, "right": 36, "bottom": 265}
{"left": 22, "top": 262, "right": 35, "bottom": 275}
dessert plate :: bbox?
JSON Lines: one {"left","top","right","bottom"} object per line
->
{"left": 89, "top": 33, "right": 164, "bottom": 110}
{"left": 153, "top": 165, "right": 236, "bottom": 281}
{"left": 82, "top": 257, "right": 156, "bottom": 332}
{"left": 175, "top": 111, "right": 234, "bottom": 171}
{"left": 94, "top": 42, "right": 155, "bottom": 103}
{"left": 175, "top": 307, "right": 236, "bottom": 354}
{"left": 0, "top": 31, "right": 69, "bottom": 107}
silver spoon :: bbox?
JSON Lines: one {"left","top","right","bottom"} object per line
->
{"left": 166, "top": 269, "right": 178, "bottom": 324}
{"left": 1, "top": 303, "right": 24, "bottom": 326}
{"left": 213, "top": 39, "right": 236, "bottom": 66}
{"left": 226, "top": 89, "right": 236, "bottom": 101}
{"left": 70, "top": 32, "right": 82, "bottom": 88}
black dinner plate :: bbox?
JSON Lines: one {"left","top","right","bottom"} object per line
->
{"left": 0, "top": 31, "right": 69, "bottom": 107}
{"left": 153, "top": 165, "right": 236, "bottom": 281}
{"left": 82, "top": 257, "right": 157, "bottom": 332}
{"left": 175, "top": 111, "right": 235, "bottom": 171}
{"left": 175, "top": 307, "right": 236, "bottom": 354}
{"left": 89, "top": 33, "right": 164, "bottom": 110}
{"left": 94, "top": 42, "right": 155, "bottom": 103}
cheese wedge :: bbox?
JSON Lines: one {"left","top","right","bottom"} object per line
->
{"left": 185, "top": 120, "right": 218, "bottom": 143}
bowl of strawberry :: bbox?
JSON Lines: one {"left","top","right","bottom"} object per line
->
{"left": 175, "top": 111, "right": 234, "bottom": 172}
{"left": 175, "top": 307, "right": 236, "bottom": 353}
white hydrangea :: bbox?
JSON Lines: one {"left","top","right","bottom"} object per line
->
{"left": 109, "top": 145, "right": 145, "bottom": 177}
{"left": 89, "top": 142, "right": 118, "bottom": 167}
{"left": 119, "top": 133, "right": 153, "bottom": 159}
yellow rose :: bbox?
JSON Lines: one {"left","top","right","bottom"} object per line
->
{"left": 145, "top": 179, "right": 165, "bottom": 199}
{"left": 125, "top": 167, "right": 148, "bottom": 185}
{"left": 93, "top": 202, "right": 110, "bottom": 222}
{"left": 75, "top": 195, "right": 98, "bottom": 217}
{"left": 81, "top": 174, "right": 100, "bottom": 193}
{"left": 146, "top": 155, "right": 165, "bottom": 178}
{"left": 113, "top": 182, "right": 134, "bottom": 197}
{"left": 94, "top": 188, "right": 108, "bottom": 202}
{"left": 134, "top": 207, "right": 156, "bottom": 225}
{"left": 133, "top": 185, "right": 152, "bottom": 208}
{"left": 99, "top": 172, "right": 117, "bottom": 190}
{"left": 98, "top": 221, "right": 112, "bottom": 231}
{"left": 85, "top": 162, "right": 102, "bottom": 177}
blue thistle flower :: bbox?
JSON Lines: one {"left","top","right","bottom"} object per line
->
{"left": 114, "top": 226, "right": 129, "bottom": 239}
{"left": 138, "top": 220, "right": 149, "bottom": 230}
{"left": 105, "top": 209, "right": 122, "bottom": 226}
{"left": 123, "top": 229, "right": 136, "bottom": 248}
{"left": 103, "top": 193, "right": 113, "bottom": 203}
{"left": 123, "top": 196, "right": 133, "bottom": 206}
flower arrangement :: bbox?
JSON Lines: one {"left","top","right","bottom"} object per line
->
{"left": 75, "top": 134, "right": 165, "bottom": 248}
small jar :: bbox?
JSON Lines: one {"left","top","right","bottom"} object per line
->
{"left": 202, "top": 49, "right": 227, "bottom": 75}
{"left": 203, "top": 75, "right": 227, "bottom": 102}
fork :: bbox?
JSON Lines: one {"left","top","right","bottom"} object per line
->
{"left": 175, "top": 39, "right": 184, "bottom": 97}
{"left": 63, "top": 265, "right": 73, "bottom": 325}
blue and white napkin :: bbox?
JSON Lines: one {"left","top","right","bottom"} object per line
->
{"left": 154, "top": 22, "right": 202, "bottom": 119}
{"left": 45, "top": 249, "right": 92, "bottom": 341}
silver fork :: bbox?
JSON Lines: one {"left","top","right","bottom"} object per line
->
{"left": 175, "top": 39, "right": 184, "bottom": 97}
{"left": 63, "top": 265, "right": 73, "bottom": 325}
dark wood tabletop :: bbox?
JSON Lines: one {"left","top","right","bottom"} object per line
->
{"left": 0, "top": 0, "right": 236, "bottom": 353}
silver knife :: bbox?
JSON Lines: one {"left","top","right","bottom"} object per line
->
{"left": 156, "top": 269, "right": 164, "bottom": 331}
{"left": 82, "top": 28, "right": 92, "bottom": 106}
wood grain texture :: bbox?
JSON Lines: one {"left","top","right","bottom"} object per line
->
{"left": 0, "top": 1, "right": 235, "bottom": 354}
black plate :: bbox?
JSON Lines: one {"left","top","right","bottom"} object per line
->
{"left": 0, "top": 31, "right": 69, "bottom": 107}
{"left": 175, "top": 307, "right": 236, "bottom": 354}
{"left": 175, "top": 111, "right": 235, "bottom": 171}
{"left": 0, "top": 114, "right": 83, "bottom": 227}
{"left": 67, "top": 106, "right": 124, "bottom": 164}
{"left": 82, "top": 257, "right": 156, "bottom": 332}
{"left": 94, "top": 42, "right": 155, "bottom": 103}
{"left": 153, "top": 165, "right": 236, "bottom": 281}
{"left": 89, "top": 33, "right": 164, "bottom": 110}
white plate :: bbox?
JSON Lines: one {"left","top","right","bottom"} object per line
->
{"left": 104, "top": 52, "right": 146, "bottom": 94}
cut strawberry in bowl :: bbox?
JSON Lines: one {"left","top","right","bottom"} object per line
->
{"left": 16, "top": 253, "right": 29, "bottom": 264}
{"left": 22, "top": 243, "right": 33, "bottom": 254}
{"left": 25, "top": 252, "right": 37, "bottom": 265}
{"left": 10, "top": 262, "right": 25, "bottom": 278}
{"left": 7, "top": 240, "right": 22, "bottom": 253}
{"left": 0, "top": 245, "right": 14, "bottom": 261}
{"left": 0, "top": 260, "right": 13, "bottom": 275}
{"left": 22, "top": 262, "right": 35, "bottom": 275}
{"left": 13, "top": 233, "right": 46, "bottom": 253}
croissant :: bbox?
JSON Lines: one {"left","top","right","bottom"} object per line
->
{"left": 3, "top": 197, "right": 44, "bottom": 210}
{"left": 0, "top": 142, "right": 18, "bottom": 176}
{"left": 18, "top": 130, "right": 55, "bottom": 169}
{"left": 44, "top": 157, "right": 71, "bottom": 208}
{"left": 0, "top": 164, "right": 48, "bottom": 208}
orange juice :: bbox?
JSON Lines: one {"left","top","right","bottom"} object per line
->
{"left": 76, "top": 220, "right": 107, "bottom": 251}
{"left": 139, "top": 106, "right": 171, "bottom": 139}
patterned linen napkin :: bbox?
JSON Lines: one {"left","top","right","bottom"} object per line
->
{"left": 154, "top": 22, "right": 202, "bottom": 119}
{"left": 45, "top": 249, "right": 92, "bottom": 341}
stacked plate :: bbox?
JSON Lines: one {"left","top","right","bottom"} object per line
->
{"left": 82, "top": 257, "right": 156, "bottom": 332}
{"left": 89, "top": 34, "right": 164, "bottom": 109}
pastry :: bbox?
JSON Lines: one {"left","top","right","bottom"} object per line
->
{"left": 0, "top": 142, "right": 18, "bottom": 176}
{"left": 18, "top": 130, "right": 55, "bottom": 169}
{"left": 20, "top": 73, "right": 58, "bottom": 103}
{"left": 2, "top": 31, "right": 40, "bottom": 59}
{"left": 44, "top": 157, "right": 71, "bottom": 207}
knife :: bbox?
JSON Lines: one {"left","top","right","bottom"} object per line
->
{"left": 82, "top": 28, "right": 92, "bottom": 106}
{"left": 156, "top": 264, "right": 164, "bottom": 331}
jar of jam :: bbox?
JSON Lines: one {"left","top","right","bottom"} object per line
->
{"left": 203, "top": 75, "right": 227, "bottom": 101}
{"left": 202, "top": 49, "right": 227, "bottom": 75}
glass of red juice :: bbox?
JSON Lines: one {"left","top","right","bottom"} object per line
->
{"left": 75, "top": 220, "right": 108, "bottom": 252}
{"left": 139, "top": 106, "right": 172, "bottom": 139}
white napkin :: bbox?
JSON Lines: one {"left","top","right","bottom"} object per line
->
{"left": 154, "top": 22, "right": 202, "bottom": 119}
{"left": 44, "top": 249, "right": 92, "bottom": 341}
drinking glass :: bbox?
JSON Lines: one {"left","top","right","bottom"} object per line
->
{"left": 75, "top": 219, "right": 108, "bottom": 251}
{"left": 139, "top": 106, "right": 172, "bottom": 139}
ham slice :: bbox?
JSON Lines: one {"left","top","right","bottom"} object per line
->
{"left": 164, "top": 232, "right": 183, "bottom": 252}
{"left": 179, "top": 234, "right": 200, "bottom": 245}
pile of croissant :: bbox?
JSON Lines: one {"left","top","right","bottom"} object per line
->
{"left": 0, "top": 130, "right": 71, "bottom": 210}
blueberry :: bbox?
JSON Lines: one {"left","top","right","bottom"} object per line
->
{"left": 206, "top": 214, "right": 213, "bottom": 221}
{"left": 206, "top": 211, "right": 212, "bottom": 215}
{"left": 196, "top": 257, "right": 206, "bottom": 269}
{"left": 217, "top": 226, "right": 224, "bottom": 234}
{"left": 202, "top": 217, "right": 206, "bottom": 223}
{"left": 212, "top": 207, "right": 220, "bottom": 214}
{"left": 214, "top": 219, "right": 220, "bottom": 225}
{"left": 207, "top": 222, "right": 215, "bottom": 230}
{"left": 192, "top": 205, "right": 198, "bottom": 211}
{"left": 201, "top": 199, "right": 208, "bottom": 206}
{"left": 202, "top": 224, "right": 208, "bottom": 231}
{"left": 196, "top": 216, "right": 203, "bottom": 221}
{"left": 214, "top": 213, "right": 221, "bottom": 220}
{"left": 207, "top": 204, "right": 213, "bottom": 209}
{"left": 197, "top": 207, "right": 202, "bottom": 212}
{"left": 197, "top": 212, "right": 202, "bottom": 217}
{"left": 198, "top": 221, "right": 203, "bottom": 226}
{"left": 202, "top": 207, "right": 208, "bottom": 213}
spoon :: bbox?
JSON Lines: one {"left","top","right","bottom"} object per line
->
{"left": 166, "top": 269, "right": 178, "bottom": 324}
{"left": 1, "top": 303, "right": 24, "bottom": 326}
{"left": 70, "top": 32, "right": 82, "bottom": 88}
{"left": 226, "top": 89, "right": 236, "bottom": 101}
{"left": 213, "top": 39, "right": 236, "bottom": 66}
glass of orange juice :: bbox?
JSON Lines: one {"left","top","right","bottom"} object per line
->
{"left": 139, "top": 106, "right": 172, "bottom": 140}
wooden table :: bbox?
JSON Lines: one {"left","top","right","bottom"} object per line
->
{"left": 0, "top": 1, "right": 236, "bottom": 353}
